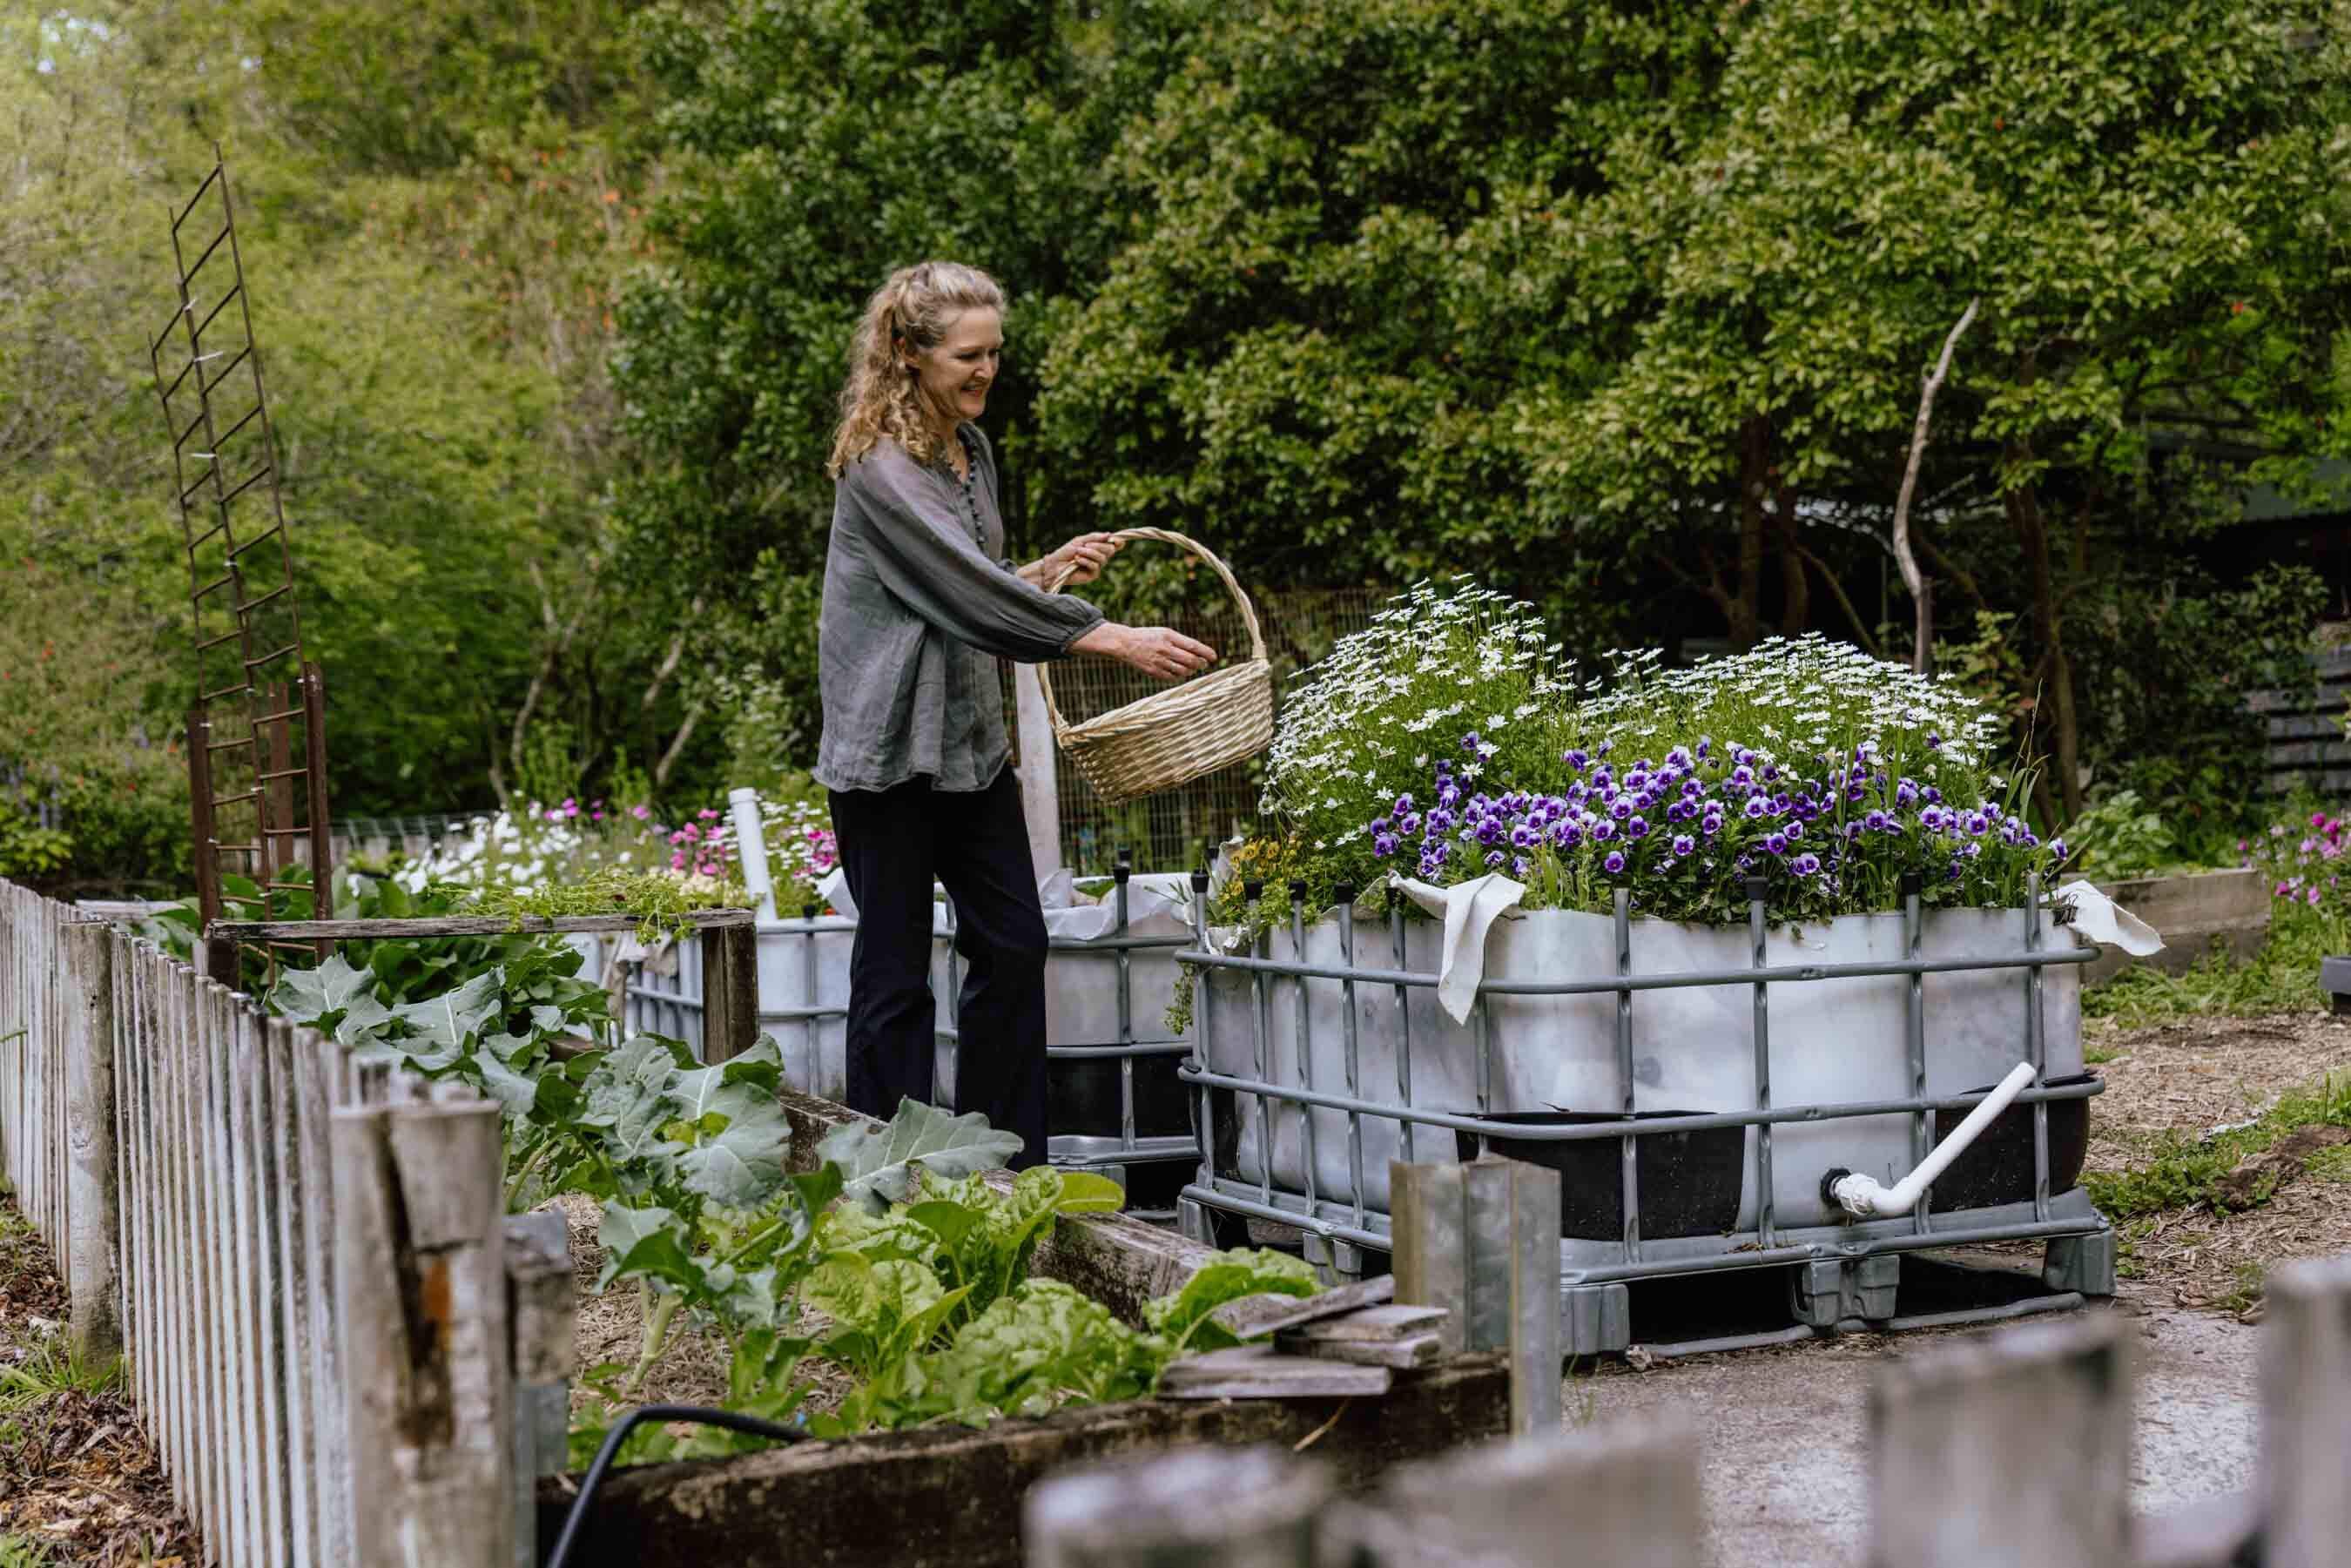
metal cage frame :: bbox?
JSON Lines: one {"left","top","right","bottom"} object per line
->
{"left": 939, "top": 862, "right": 1199, "bottom": 1206}
{"left": 1172, "top": 871, "right": 2117, "bottom": 1355}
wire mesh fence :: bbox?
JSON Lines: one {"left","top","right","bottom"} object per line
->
{"left": 1028, "top": 587, "right": 1381, "bottom": 875}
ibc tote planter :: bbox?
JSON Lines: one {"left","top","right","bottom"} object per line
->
{"left": 933, "top": 865, "right": 1202, "bottom": 1213}
{"left": 1176, "top": 876, "right": 2112, "bottom": 1356}
{"left": 1176, "top": 589, "right": 2125, "bottom": 1356}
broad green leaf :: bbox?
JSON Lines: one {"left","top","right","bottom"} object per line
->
{"left": 1144, "top": 1248, "right": 1320, "bottom": 1353}
{"left": 1053, "top": 1171, "right": 1128, "bottom": 1215}
{"left": 474, "top": 1049, "right": 541, "bottom": 1117}
{"left": 268, "top": 954, "right": 374, "bottom": 1029}
{"left": 390, "top": 968, "right": 505, "bottom": 1053}
{"left": 675, "top": 1089, "right": 790, "bottom": 1208}
{"left": 818, "top": 1099, "right": 1025, "bottom": 1215}
{"left": 596, "top": 1202, "right": 700, "bottom": 1294}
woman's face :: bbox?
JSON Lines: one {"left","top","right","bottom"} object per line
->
{"left": 906, "top": 307, "right": 1002, "bottom": 428}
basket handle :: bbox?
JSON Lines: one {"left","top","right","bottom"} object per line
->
{"left": 1034, "top": 528, "right": 1268, "bottom": 740}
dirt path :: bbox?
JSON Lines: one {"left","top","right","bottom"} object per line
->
{"left": 2084, "top": 1010, "right": 2351, "bottom": 1314}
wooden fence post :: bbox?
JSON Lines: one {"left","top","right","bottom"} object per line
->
{"left": 1024, "top": 1445, "right": 1330, "bottom": 1568}
{"left": 62, "top": 919, "right": 120, "bottom": 1361}
{"left": 1343, "top": 1413, "right": 1705, "bottom": 1567}
{"left": 506, "top": 1209, "right": 576, "bottom": 1568}
{"left": 1394, "top": 1155, "right": 1560, "bottom": 1432}
{"left": 701, "top": 920, "right": 758, "bottom": 1063}
{"left": 332, "top": 1088, "right": 512, "bottom": 1568}
{"left": 1866, "top": 1315, "right": 2132, "bottom": 1568}
{"left": 2261, "top": 1251, "right": 2351, "bottom": 1568}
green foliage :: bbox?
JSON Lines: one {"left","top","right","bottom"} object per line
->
{"left": 2085, "top": 1073, "right": 2351, "bottom": 1220}
{"left": 0, "top": 805, "right": 72, "bottom": 881}
{"left": 465, "top": 866, "right": 754, "bottom": 943}
{"left": 1142, "top": 1248, "right": 1320, "bottom": 1356}
{"left": 818, "top": 1100, "right": 1031, "bottom": 1215}
{"left": 2062, "top": 791, "right": 2178, "bottom": 880}
{"left": 2085, "top": 885, "right": 2340, "bottom": 1027}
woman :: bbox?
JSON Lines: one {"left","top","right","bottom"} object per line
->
{"left": 815, "top": 260, "right": 1216, "bottom": 1167}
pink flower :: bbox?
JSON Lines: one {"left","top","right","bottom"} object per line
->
{"left": 682, "top": 823, "right": 702, "bottom": 841}
{"left": 669, "top": 831, "right": 687, "bottom": 845}
{"left": 631, "top": 804, "right": 651, "bottom": 820}
{"left": 2309, "top": 887, "right": 2323, "bottom": 906}
{"left": 592, "top": 811, "right": 606, "bottom": 822}
{"left": 544, "top": 808, "right": 563, "bottom": 822}
{"left": 696, "top": 863, "right": 717, "bottom": 878}
{"left": 698, "top": 808, "right": 720, "bottom": 820}
{"left": 670, "top": 851, "right": 687, "bottom": 871}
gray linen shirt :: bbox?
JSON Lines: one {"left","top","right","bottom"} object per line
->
{"left": 814, "top": 425, "right": 1105, "bottom": 794}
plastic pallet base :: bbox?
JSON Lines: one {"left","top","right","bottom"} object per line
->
{"left": 1566, "top": 1247, "right": 2109, "bottom": 1360}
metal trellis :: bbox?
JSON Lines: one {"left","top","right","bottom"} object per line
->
{"left": 149, "top": 151, "right": 333, "bottom": 984}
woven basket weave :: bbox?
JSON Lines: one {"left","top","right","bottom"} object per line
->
{"left": 1038, "top": 528, "right": 1274, "bottom": 805}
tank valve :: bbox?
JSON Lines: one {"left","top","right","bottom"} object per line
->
{"left": 1822, "top": 1061, "right": 2038, "bottom": 1220}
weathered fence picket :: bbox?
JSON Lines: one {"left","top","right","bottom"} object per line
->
{"left": 0, "top": 877, "right": 515, "bottom": 1568}
{"left": 1027, "top": 1233, "right": 2351, "bottom": 1568}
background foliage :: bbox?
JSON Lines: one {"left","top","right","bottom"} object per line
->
{"left": 7, "top": 0, "right": 2351, "bottom": 896}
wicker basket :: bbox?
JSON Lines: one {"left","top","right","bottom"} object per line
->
{"left": 1037, "top": 528, "right": 1274, "bottom": 805}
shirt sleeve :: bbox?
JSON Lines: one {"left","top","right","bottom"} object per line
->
{"left": 840, "top": 453, "right": 1106, "bottom": 663}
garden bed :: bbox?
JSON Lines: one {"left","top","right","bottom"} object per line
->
{"left": 532, "top": 1353, "right": 1512, "bottom": 1568}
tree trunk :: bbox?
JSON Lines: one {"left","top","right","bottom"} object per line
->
{"left": 1732, "top": 415, "right": 1769, "bottom": 649}
{"left": 1772, "top": 483, "right": 1809, "bottom": 636}
{"left": 2005, "top": 447, "right": 2084, "bottom": 820}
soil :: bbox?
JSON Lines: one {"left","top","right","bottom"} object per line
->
{"left": 552, "top": 1192, "right": 858, "bottom": 1431}
{"left": 0, "top": 1197, "right": 202, "bottom": 1565}
{"left": 2082, "top": 1009, "right": 2351, "bottom": 1317}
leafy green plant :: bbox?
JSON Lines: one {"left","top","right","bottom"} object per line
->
{"left": 2062, "top": 791, "right": 2177, "bottom": 879}
{"left": 0, "top": 803, "right": 73, "bottom": 880}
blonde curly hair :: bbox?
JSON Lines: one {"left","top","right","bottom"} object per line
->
{"left": 826, "top": 261, "right": 1007, "bottom": 477}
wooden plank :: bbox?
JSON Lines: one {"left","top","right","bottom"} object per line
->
{"left": 1210, "top": 1275, "right": 1396, "bottom": 1341}
{"left": 206, "top": 908, "right": 756, "bottom": 942}
{"left": 700, "top": 921, "right": 758, "bottom": 1063}
{"left": 1389, "top": 1161, "right": 1469, "bottom": 1355}
{"left": 111, "top": 939, "right": 145, "bottom": 1422}
{"left": 294, "top": 1024, "right": 350, "bottom": 1563}
{"left": 1284, "top": 1304, "right": 1450, "bottom": 1343}
{"left": 185, "top": 974, "right": 227, "bottom": 1547}
{"left": 2261, "top": 1252, "right": 2351, "bottom": 1568}
{"left": 1282, "top": 1332, "right": 1444, "bottom": 1369}
{"left": 1155, "top": 1345, "right": 1392, "bottom": 1399}
{"left": 266, "top": 1019, "right": 320, "bottom": 1568}
{"left": 333, "top": 1096, "right": 513, "bottom": 1568}
{"left": 1866, "top": 1315, "right": 2131, "bottom": 1568}
{"left": 1504, "top": 1156, "right": 1562, "bottom": 1437}
{"left": 541, "top": 1355, "right": 1515, "bottom": 1568}
{"left": 239, "top": 1006, "right": 293, "bottom": 1565}
{"left": 1346, "top": 1414, "right": 1705, "bottom": 1567}
{"left": 1025, "top": 1445, "right": 1326, "bottom": 1568}
{"left": 212, "top": 982, "right": 263, "bottom": 1565}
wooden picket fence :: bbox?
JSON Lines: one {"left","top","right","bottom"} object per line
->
{"left": 0, "top": 879, "right": 551, "bottom": 1568}
{"left": 1028, "top": 1255, "right": 2351, "bottom": 1568}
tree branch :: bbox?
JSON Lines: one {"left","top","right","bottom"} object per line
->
{"left": 1891, "top": 298, "right": 1978, "bottom": 672}
{"left": 653, "top": 697, "right": 705, "bottom": 789}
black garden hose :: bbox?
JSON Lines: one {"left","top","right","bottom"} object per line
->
{"left": 545, "top": 1403, "right": 810, "bottom": 1568}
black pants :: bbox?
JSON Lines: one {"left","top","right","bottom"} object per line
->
{"left": 827, "top": 767, "right": 1048, "bottom": 1168}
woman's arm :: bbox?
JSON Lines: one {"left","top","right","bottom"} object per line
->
{"left": 845, "top": 455, "right": 1105, "bottom": 662}
{"left": 844, "top": 455, "right": 1215, "bottom": 677}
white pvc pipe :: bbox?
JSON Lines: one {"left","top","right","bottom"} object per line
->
{"left": 1827, "top": 1061, "right": 2039, "bottom": 1220}
{"left": 727, "top": 786, "right": 778, "bottom": 922}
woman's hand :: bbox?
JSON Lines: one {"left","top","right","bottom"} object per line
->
{"left": 1036, "top": 532, "right": 1122, "bottom": 587}
{"left": 1072, "top": 622, "right": 1219, "bottom": 683}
